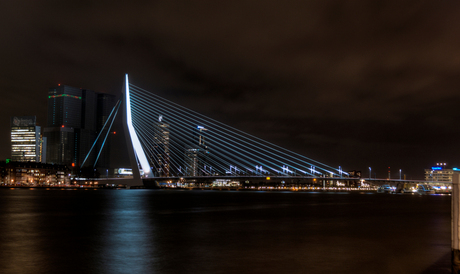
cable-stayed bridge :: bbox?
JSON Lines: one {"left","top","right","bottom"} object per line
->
{"left": 77, "top": 74, "right": 451, "bottom": 190}
{"left": 118, "top": 74, "right": 349, "bottom": 184}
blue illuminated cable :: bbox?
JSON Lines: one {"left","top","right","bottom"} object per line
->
{"left": 81, "top": 100, "right": 120, "bottom": 167}
{"left": 132, "top": 122, "right": 172, "bottom": 175}
{"left": 129, "top": 110, "right": 183, "bottom": 174}
{"left": 131, "top": 117, "right": 190, "bottom": 175}
{"left": 130, "top": 93, "right": 309, "bottom": 176}
{"left": 130, "top": 87, "right": 341, "bottom": 178}
{"left": 131, "top": 85, "right": 342, "bottom": 174}
{"left": 130, "top": 102, "right": 249, "bottom": 175}
{"left": 130, "top": 93, "right": 316, "bottom": 176}
{"left": 134, "top": 106, "right": 197, "bottom": 169}
{"left": 129, "top": 97, "right": 280, "bottom": 176}
{"left": 131, "top": 109, "right": 288, "bottom": 178}
{"left": 93, "top": 102, "right": 121, "bottom": 168}
{"left": 131, "top": 107, "right": 235, "bottom": 175}
{"left": 131, "top": 108, "right": 220, "bottom": 175}
{"left": 130, "top": 119, "right": 163, "bottom": 172}
{"left": 129, "top": 87, "right": 328, "bottom": 174}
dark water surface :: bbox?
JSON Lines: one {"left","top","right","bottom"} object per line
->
{"left": 0, "top": 189, "right": 451, "bottom": 274}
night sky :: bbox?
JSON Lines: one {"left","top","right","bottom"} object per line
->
{"left": 1, "top": 1, "right": 460, "bottom": 179}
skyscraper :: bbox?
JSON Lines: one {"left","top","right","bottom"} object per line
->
{"left": 47, "top": 85, "right": 83, "bottom": 128}
{"left": 10, "top": 116, "right": 42, "bottom": 162}
{"left": 184, "top": 126, "right": 209, "bottom": 176}
{"left": 43, "top": 126, "right": 74, "bottom": 165}
{"left": 154, "top": 121, "right": 170, "bottom": 177}
{"left": 44, "top": 85, "right": 116, "bottom": 168}
{"left": 45, "top": 85, "right": 82, "bottom": 165}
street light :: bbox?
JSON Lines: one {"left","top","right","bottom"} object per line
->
{"left": 399, "top": 169, "right": 402, "bottom": 180}
{"left": 369, "top": 167, "right": 371, "bottom": 179}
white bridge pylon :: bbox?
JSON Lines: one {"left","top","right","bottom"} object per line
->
{"left": 122, "top": 74, "right": 151, "bottom": 179}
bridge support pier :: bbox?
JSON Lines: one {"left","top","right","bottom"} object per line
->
{"left": 452, "top": 172, "right": 460, "bottom": 273}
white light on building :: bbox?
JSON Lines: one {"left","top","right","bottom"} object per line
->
{"left": 11, "top": 116, "right": 42, "bottom": 162}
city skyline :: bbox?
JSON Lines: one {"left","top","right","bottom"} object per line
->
{"left": 2, "top": 1, "right": 460, "bottom": 179}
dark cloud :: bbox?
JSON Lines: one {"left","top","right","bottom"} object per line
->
{"left": 1, "top": 0, "right": 460, "bottom": 178}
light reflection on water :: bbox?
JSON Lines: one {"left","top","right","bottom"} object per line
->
{"left": 96, "top": 191, "right": 157, "bottom": 274}
{"left": 0, "top": 189, "right": 451, "bottom": 274}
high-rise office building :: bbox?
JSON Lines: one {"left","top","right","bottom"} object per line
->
{"left": 10, "top": 116, "right": 42, "bottom": 162}
{"left": 45, "top": 85, "right": 82, "bottom": 165}
{"left": 154, "top": 121, "right": 170, "bottom": 177}
{"left": 185, "top": 148, "right": 199, "bottom": 176}
{"left": 43, "top": 126, "right": 75, "bottom": 165}
{"left": 47, "top": 85, "right": 83, "bottom": 128}
{"left": 44, "top": 85, "right": 116, "bottom": 168}
{"left": 184, "top": 125, "right": 209, "bottom": 176}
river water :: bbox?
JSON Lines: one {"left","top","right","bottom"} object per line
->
{"left": 0, "top": 189, "right": 451, "bottom": 274}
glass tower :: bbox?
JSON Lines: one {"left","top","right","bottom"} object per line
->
{"left": 11, "top": 116, "right": 41, "bottom": 162}
{"left": 44, "top": 85, "right": 116, "bottom": 168}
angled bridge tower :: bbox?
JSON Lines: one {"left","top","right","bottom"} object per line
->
{"left": 122, "top": 74, "right": 151, "bottom": 184}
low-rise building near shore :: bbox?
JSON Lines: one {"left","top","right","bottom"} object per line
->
{"left": 0, "top": 161, "right": 70, "bottom": 186}
{"left": 424, "top": 163, "right": 458, "bottom": 182}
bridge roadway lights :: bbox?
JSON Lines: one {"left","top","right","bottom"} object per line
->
{"left": 453, "top": 172, "right": 460, "bottom": 273}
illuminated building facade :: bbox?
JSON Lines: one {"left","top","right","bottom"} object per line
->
{"left": 0, "top": 161, "right": 70, "bottom": 186}
{"left": 10, "top": 116, "right": 42, "bottom": 162}
{"left": 154, "top": 121, "right": 170, "bottom": 177}
{"left": 424, "top": 163, "right": 456, "bottom": 182}
{"left": 185, "top": 148, "right": 200, "bottom": 176}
